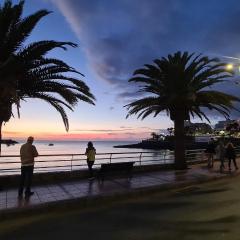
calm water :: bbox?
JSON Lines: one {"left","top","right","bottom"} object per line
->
{"left": 1, "top": 140, "right": 142, "bottom": 155}
{"left": 0, "top": 141, "right": 174, "bottom": 175}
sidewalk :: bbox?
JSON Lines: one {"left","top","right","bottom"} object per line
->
{"left": 0, "top": 162, "right": 239, "bottom": 216}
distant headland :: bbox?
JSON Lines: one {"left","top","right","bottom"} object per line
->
{"left": 0, "top": 139, "right": 19, "bottom": 145}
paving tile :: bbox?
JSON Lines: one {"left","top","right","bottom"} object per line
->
{"left": 25, "top": 199, "right": 41, "bottom": 205}
{"left": 0, "top": 204, "right": 6, "bottom": 210}
{"left": 38, "top": 196, "right": 56, "bottom": 201}
{"left": 70, "top": 192, "right": 86, "bottom": 198}
{"left": 54, "top": 195, "right": 70, "bottom": 200}
{"left": 130, "top": 181, "right": 160, "bottom": 189}
{"left": 0, "top": 195, "right": 6, "bottom": 201}
{"left": 0, "top": 193, "right": 6, "bottom": 199}
{"left": 7, "top": 201, "right": 22, "bottom": 208}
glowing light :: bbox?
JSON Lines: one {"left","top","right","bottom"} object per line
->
{"left": 219, "top": 130, "right": 225, "bottom": 135}
{"left": 226, "top": 64, "right": 234, "bottom": 70}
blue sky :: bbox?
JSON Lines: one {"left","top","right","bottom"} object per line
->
{"left": 3, "top": 0, "right": 240, "bottom": 140}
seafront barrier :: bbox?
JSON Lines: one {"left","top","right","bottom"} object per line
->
{"left": 0, "top": 149, "right": 207, "bottom": 188}
{"left": 0, "top": 149, "right": 205, "bottom": 176}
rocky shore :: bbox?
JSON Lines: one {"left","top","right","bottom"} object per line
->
{"left": 114, "top": 137, "right": 240, "bottom": 150}
{"left": 114, "top": 140, "right": 209, "bottom": 150}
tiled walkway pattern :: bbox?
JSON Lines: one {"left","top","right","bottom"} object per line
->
{"left": 0, "top": 164, "right": 237, "bottom": 212}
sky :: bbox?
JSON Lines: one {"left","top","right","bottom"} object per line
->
{"left": 3, "top": 0, "right": 240, "bottom": 141}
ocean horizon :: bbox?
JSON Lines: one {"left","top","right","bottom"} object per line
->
{"left": 0, "top": 140, "right": 173, "bottom": 175}
{"left": 1, "top": 140, "right": 143, "bottom": 156}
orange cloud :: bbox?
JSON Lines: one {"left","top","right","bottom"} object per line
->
{"left": 33, "top": 132, "right": 145, "bottom": 141}
{"left": 3, "top": 128, "right": 152, "bottom": 141}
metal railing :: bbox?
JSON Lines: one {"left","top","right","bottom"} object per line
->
{"left": 0, "top": 149, "right": 208, "bottom": 176}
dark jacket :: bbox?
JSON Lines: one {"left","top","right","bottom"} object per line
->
{"left": 205, "top": 142, "right": 216, "bottom": 154}
{"left": 225, "top": 144, "right": 235, "bottom": 159}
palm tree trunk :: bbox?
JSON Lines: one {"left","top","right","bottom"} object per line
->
{"left": 0, "top": 121, "right": 2, "bottom": 156}
{"left": 174, "top": 116, "right": 187, "bottom": 169}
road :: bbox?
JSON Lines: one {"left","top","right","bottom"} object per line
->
{"left": 1, "top": 175, "right": 240, "bottom": 240}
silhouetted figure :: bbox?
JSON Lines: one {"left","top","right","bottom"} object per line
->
{"left": 216, "top": 140, "right": 225, "bottom": 172}
{"left": 18, "top": 136, "right": 38, "bottom": 198}
{"left": 225, "top": 141, "right": 238, "bottom": 171}
{"left": 85, "top": 142, "right": 96, "bottom": 179}
{"left": 205, "top": 138, "right": 216, "bottom": 168}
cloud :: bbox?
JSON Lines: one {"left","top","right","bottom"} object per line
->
{"left": 72, "top": 128, "right": 132, "bottom": 132}
{"left": 50, "top": 0, "right": 240, "bottom": 119}
{"left": 72, "top": 126, "right": 160, "bottom": 132}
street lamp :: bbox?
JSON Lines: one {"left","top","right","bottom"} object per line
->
{"left": 226, "top": 64, "right": 234, "bottom": 70}
{"left": 225, "top": 63, "right": 240, "bottom": 73}
{"left": 219, "top": 130, "right": 225, "bottom": 135}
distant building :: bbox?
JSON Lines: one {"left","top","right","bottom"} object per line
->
{"left": 214, "top": 120, "right": 236, "bottom": 131}
{"left": 184, "top": 121, "right": 212, "bottom": 134}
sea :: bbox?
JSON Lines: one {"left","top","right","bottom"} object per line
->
{"left": 0, "top": 140, "right": 175, "bottom": 175}
{"left": 1, "top": 140, "right": 142, "bottom": 155}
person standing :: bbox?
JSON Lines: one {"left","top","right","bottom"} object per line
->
{"left": 216, "top": 140, "right": 225, "bottom": 172}
{"left": 225, "top": 141, "right": 238, "bottom": 171}
{"left": 205, "top": 138, "right": 216, "bottom": 168}
{"left": 18, "top": 136, "right": 38, "bottom": 198}
{"left": 85, "top": 142, "right": 96, "bottom": 179}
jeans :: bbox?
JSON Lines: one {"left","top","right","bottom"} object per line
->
{"left": 87, "top": 160, "right": 94, "bottom": 177}
{"left": 228, "top": 157, "right": 238, "bottom": 170}
{"left": 18, "top": 165, "right": 34, "bottom": 195}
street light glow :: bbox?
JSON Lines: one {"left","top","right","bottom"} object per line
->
{"left": 226, "top": 64, "right": 234, "bottom": 70}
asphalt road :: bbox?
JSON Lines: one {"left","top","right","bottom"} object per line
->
{"left": 1, "top": 175, "right": 240, "bottom": 240}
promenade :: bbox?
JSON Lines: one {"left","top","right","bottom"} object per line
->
{"left": 0, "top": 160, "right": 239, "bottom": 216}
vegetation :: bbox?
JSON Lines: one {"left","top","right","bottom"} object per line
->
{"left": 167, "top": 127, "right": 174, "bottom": 136}
{"left": 125, "top": 51, "right": 239, "bottom": 169}
{"left": 225, "top": 121, "right": 240, "bottom": 136}
{"left": 150, "top": 132, "right": 160, "bottom": 140}
{"left": 0, "top": 0, "right": 95, "bottom": 153}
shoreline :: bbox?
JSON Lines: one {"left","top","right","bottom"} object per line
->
{"left": 114, "top": 140, "right": 209, "bottom": 150}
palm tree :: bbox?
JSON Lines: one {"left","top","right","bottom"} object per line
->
{"left": 125, "top": 51, "right": 239, "bottom": 169}
{"left": 0, "top": 1, "right": 95, "bottom": 154}
{"left": 167, "top": 127, "right": 174, "bottom": 136}
{"left": 151, "top": 132, "right": 159, "bottom": 140}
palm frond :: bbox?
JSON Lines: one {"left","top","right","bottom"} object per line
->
{"left": 126, "top": 51, "right": 239, "bottom": 121}
{"left": 0, "top": 0, "right": 95, "bottom": 131}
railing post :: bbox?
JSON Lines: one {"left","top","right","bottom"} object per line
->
{"left": 71, "top": 154, "right": 73, "bottom": 171}
{"left": 164, "top": 150, "right": 167, "bottom": 164}
{"left": 110, "top": 153, "right": 112, "bottom": 163}
{"left": 139, "top": 152, "right": 142, "bottom": 166}
{"left": 201, "top": 149, "right": 205, "bottom": 162}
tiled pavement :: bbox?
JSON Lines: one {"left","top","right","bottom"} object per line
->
{"left": 0, "top": 163, "right": 239, "bottom": 214}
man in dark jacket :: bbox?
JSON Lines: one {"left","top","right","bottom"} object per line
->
{"left": 18, "top": 136, "right": 38, "bottom": 198}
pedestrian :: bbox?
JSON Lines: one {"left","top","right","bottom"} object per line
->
{"left": 216, "top": 139, "right": 225, "bottom": 172}
{"left": 18, "top": 136, "right": 38, "bottom": 198}
{"left": 85, "top": 142, "right": 96, "bottom": 179}
{"left": 205, "top": 138, "right": 216, "bottom": 168}
{"left": 225, "top": 141, "right": 238, "bottom": 171}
